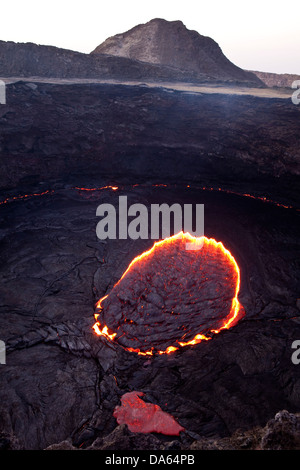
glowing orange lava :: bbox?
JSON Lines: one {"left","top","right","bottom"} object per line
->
{"left": 1, "top": 183, "right": 296, "bottom": 212}
{"left": 92, "top": 232, "right": 244, "bottom": 356}
{"left": 0, "top": 189, "right": 54, "bottom": 206}
{"left": 74, "top": 185, "right": 118, "bottom": 192}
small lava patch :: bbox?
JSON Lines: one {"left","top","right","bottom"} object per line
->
{"left": 113, "top": 391, "right": 185, "bottom": 435}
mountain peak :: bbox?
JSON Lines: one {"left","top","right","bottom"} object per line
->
{"left": 91, "top": 19, "right": 261, "bottom": 84}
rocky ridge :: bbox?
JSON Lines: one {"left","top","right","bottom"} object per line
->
{"left": 0, "top": 19, "right": 262, "bottom": 86}
{"left": 92, "top": 18, "right": 262, "bottom": 86}
{"left": 251, "top": 71, "right": 300, "bottom": 88}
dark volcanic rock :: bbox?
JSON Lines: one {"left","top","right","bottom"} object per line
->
{"left": 45, "top": 410, "right": 300, "bottom": 450}
{"left": 0, "top": 81, "right": 299, "bottom": 207}
{"left": 0, "top": 40, "right": 210, "bottom": 83}
{"left": 0, "top": 185, "right": 299, "bottom": 449}
{"left": 89, "top": 424, "right": 163, "bottom": 450}
{"left": 189, "top": 410, "right": 300, "bottom": 450}
{"left": 97, "top": 233, "right": 242, "bottom": 353}
{"left": 0, "top": 41, "right": 299, "bottom": 449}
{"left": 92, "top": 18, "right": 262, "bottom": 86}
{"left": 261, "top": 410, "right": 300, "bottom": 450}
{"left": 45, "top": 424, "right": 164, "bottom": 450}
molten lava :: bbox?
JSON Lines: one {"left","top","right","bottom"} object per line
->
{"left": 113, "top": 391, "right": 184, "bottom": 435}
{"left": 93, "top": 232, "right": 244, "bottom": 355}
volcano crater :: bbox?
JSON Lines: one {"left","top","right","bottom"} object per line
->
{"left": 94, "top": 232, "right": 244, "bottom": 355}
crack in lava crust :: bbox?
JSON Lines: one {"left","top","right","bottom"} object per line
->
{"left": 92, "top": 232, "right": 245, "bottom": 355}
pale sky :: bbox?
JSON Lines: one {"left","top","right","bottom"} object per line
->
{"left": 1, "top": 0, "right": 299, "bottom": 74}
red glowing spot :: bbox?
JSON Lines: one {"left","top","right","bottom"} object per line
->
{"left": 113, "top": 391, "right": 184, "bottom": 435}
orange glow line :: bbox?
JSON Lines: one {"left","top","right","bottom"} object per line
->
{"left": 199, "top": 186, "right": 296, "bottom": 210}
{"left": 112, "top": 232, "right": 203, "bottom": 288}
{"left": 74, "top": 185, "right": 118, "bottom": 191}
{"left": 92, "top": 322, "right": 117, "bottom": 341}
{"left": 92, "top": 232, "right": 244, "bottom": 356}
{"left": 127, "top": 347, "right": 154, "bottom": 356}
{"left": 95, "top": 294, "right": 108, "bottom": 310}
{"left": 158, "top": 346, "right": 179, "bottom": 355}
{"left": 0, "top": 189, "right": 54, "bottom": 205}
{"left": 0, "top": 183, "right": 297, "bottom": 212}
{"left": 178, "top": 334, "right": 211, "bottom": 347}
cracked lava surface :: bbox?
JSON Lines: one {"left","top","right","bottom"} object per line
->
{"left": 93, "top": 232, "right": 245, "bottom": 355}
